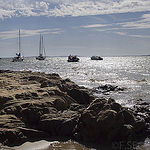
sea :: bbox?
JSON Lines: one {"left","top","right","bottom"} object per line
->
{"left": 0, "top": 56, "right": 150, "bottom": 150}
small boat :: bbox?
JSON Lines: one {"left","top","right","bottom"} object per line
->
{"left": 91, "top": 56, "right": 103, "bottom": 60}
{"left": 36, "top": 35, "right": 46, "bottom": 60}
{"left": 12, "top": 30, "right": 24, "bottom": 62}
{"left": 68, "top": 55, "right": 79, "bottom": 62}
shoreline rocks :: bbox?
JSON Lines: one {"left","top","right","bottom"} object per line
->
{"left": 0, "top": 70, "right": 149, "bottom": 147}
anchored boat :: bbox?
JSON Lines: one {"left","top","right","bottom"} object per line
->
{"left": 36, "top": 35, "right": 46, "bottom": 60}
{"left": 12, "top": 30, "right": 24, "bottom": 62}
{"left": 91, "top": 56, "right": 103, "bottom": 60}
{"left": 68, "top": 55, "right": 79, "bottom": 62}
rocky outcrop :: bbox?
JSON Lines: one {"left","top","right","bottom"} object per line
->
{"left": 0, "top": 70, "right": 149, "bottom": 147}
{"left": 92, "top": 84, "right": 125, "bottom": 95}
{"left": 73, "top": 98, "right": 137, "bottom": 144}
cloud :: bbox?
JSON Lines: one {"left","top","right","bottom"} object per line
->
{"left": 0, "top": 0, "right": 150, "bottom": 19}
{"left": 0, "top": 28, "right": 63, "bottom": 40}
{"left": 81, "top": 24, "right": 107, "bottom": 28}
{"left": 114, "top": 31, "right": 127, "bottom": 36}
{"left": 79, "top": 12, "right": 150, "bottom": 39}
{"left": 114, "top": 31, "right": 150, "bottom": 38}
{"left": 128, "top": 34, "right": 150, "bottom": 39}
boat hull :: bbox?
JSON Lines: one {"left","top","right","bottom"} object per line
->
{"left": 12, "top": 57, "right": 24, "bottom": 62}
{"left": 67, "top": 59, "right": 79, "bottom": 62}
{"left": 91, "top": 56, "right": 103, "bottom": 60}
{"left": 36, "top": 56, "right": 46, "bottom": 60}
{"left": 67, "top": 55, "right": 79, "bottom": 62}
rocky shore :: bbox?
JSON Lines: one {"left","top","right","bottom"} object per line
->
{"left": 0, "top": 70, "right": 150, "bottom": 148}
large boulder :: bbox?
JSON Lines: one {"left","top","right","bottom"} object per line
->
{"left": 74, "top": 105, "right": 136, "bottom": 144}
{"left": 38, "top": 110, "right": 79, "bottom": 138}
{"left": 67, "top": 88, "right": 94, "bottom": 105}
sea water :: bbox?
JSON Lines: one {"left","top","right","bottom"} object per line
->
{"left": 0, "top": 56, "right": 150, "bottom": 149}
{"left": 0, "top": 56, "right": 150, "bottom": 107}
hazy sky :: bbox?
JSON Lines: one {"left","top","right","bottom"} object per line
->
{"left": 0, "top": 0, "right": 150, "bottom": 57}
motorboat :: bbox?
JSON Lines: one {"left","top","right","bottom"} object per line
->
{"left": 68, "top": 55, "right": 79, "bottom": 62}
{"left": 91, "top": 56, "right": 103, "bottom": 60}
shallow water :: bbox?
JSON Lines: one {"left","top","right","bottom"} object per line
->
{"left": 1, "top": 140, "right": 94, "bottom": 150}
{"left": 1, "top": 139, "right": 150, "bottom": 150}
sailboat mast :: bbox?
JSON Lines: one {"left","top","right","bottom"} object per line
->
{"left": 19, "top": 29, "right": 21, "bottom": 53}
{"left": 39, "top": 34, "right": 42, "bottom": 55}
{"left": 42, "top": 36, "right": 46, "bottom": 56}
{"left": 42, "top": 35, "right": 43, "bottom": 55}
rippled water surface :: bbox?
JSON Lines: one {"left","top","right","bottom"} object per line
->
{"left": 0, "top": 56, "right": 150, "bottom": 150}
{"left": 0, "top": 56, "right": 150, "bottom": 107}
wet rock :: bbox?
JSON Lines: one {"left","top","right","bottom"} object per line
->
{"left": 111, "top": 102, "right": 122, "bottom": 112}
{"left": 24, "top": 75, "right": 49, "bottom": 83}
{"left": 134, "top": 119, "right": 146, "bottom": 133}
{"left": 67, "top": 88, "right": 94, "bottom": 105}
{"left": 87, "top": 98, "right": 107, "bottom": 113}
{"left": 69, "top": 103, "right": 85, "bottom": 112}
{"left": 107, "top": 98, "right": 116, "bottom": 104}
{"left": 17, "top": 127, "right": 48, "bottom": 140}
{"left": 40, "top": 81, "right": 56, "bottom": 88}
{"left": 92, "top": 84, "right": 125, "bottom": 95}
{"left": 118, "top": 109, "right": 136, "bottom": 125}
{"left": 116, "top": 124, "right": 134, "bottom": 141}
{"left": 74, "top": 104, "right": 139, "bottom": 144}
{"left": 53, "top": 98, "right": 68, "bottom": 111}
{"left": 15, "top": 92, "right": 39, "bottom": 100}
{"left": 0, "top": 115, "right": 26, "bottom": 146}
{"left": 0, "top": 128, "right": 26, "bottom": 146}
{"left": 39, "top": 110, "right": 79, "bottom": 138}
{"left": 0, "top": 96, "right": 13, "bottom": 110}
{"left": 0, "top": 70, "right": 13, "bottom": 73}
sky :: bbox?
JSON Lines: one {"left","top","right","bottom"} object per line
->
{"left": 0, "top": 0, "right": 150, "bottom": 57}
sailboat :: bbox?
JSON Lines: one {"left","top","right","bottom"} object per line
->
{"left": 12, "top": 29, "right": 24, "bottom": 62}
{"left": 36, "top": 35, "right": 46, "bottom": 60}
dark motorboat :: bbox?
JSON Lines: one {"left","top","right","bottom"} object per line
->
{"left": 68, "top": 55, "right": 79, "bottom": 62}
{"left": 12, "top": 30, "right": 24, "bottom": 62}
{"left": 91, "top": 56, "right": 103, "bottom": 60}
{"left": 36, "top": 35, "right": 46, "bottom": 60}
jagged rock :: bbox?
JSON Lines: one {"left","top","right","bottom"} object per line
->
{"left": 53, "top": 98, "right": 68, "bottom": 111}
{"left": 110, "top": 102, "right": 122, "bottom": 112}
{"left": 67, "top": 88, "right": 94, "bottom": 105}
{"left": 69, "top": 103, "right": 85, "bottom": 112}
{"left": 38, "top": 110, "right": 79, "bottom": 138}
{"left": 0, "top": 115, "right": 26, "bottom": 145}
{"left": 92, "top": 84, "right": 125, "bottom": 95}
{"left": 119, "top": 109, "right": 136, "bottom": 125}
{"left": 17, "top": 127, "right": 48, "bottom": 140}
{"left": 87, "top": 98, "right": 107, "bottom": 113}
{"left": 0, "top": 96, "right": 13, "bottom": 110}
{"left": 15, "top": 92, "right": 38, "bottom": 100}
{"left": 0, "top": 70, "right": 149, "bottom": 147}
{"left": 74, "top": 107, "right": 137, "bottom": 144}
